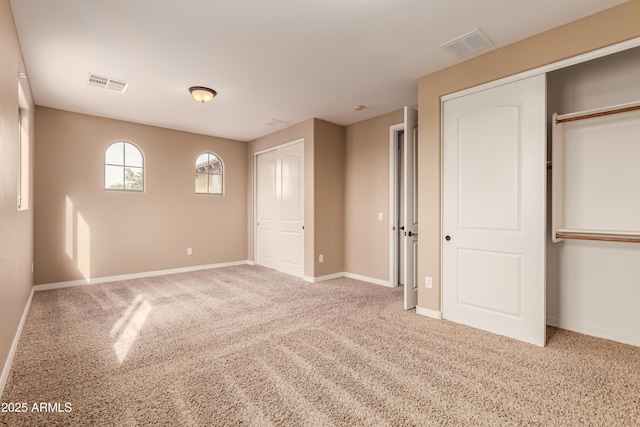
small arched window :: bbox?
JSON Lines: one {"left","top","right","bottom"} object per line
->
{"left": 195, "top": 152, "right": 223, "bottom": 194}
{"left": 105, "top": 141, "right": 144, "bottom": 191}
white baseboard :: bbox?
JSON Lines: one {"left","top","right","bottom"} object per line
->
{"left": 304, "top": 272, "right": 344, "bottom": 283}
{"left": 34, "top": 260, "right": 251, "bottom": 291}
{"left": 303, "top": 272, "right": 392, "bottom": 287}
{"left": 1, "top": 287, "right": 34, "bottom": 400}
{"left": 547, "top": 316, "right": 640, "bottom": 347}
{"left": 343, "top": 272, "right": 392, "bottom": 287}
{"left": 416, "top": 306, "right": 443, "bottom": 319}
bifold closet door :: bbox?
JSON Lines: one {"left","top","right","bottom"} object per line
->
{"left": 256, "top": 142, "right": 304, "bottom": 277}
{"left": 442, "top": 74, "right": 546, "bottom": 346}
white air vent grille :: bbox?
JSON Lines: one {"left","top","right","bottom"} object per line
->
{"left": 440, "top": 29, "right": 493, "bottom": 59}
{"left": 87, "top": 73, "right": 129, "bottom": 93}
{"left": 264, "top": 119, "right": 290, "bottom": 127}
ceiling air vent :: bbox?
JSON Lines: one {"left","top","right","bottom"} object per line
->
{"left": 264, "top": 119, "right": 290, "bottom": 127}
{"left": 87, "top": 73, "right": 129, "bottom": 93}
{"left": 440, "top": 29, "right": 493, "bottom": 59}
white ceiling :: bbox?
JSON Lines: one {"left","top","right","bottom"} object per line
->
{"left": 10, "top": 0, "right": 627, "bottom": 142}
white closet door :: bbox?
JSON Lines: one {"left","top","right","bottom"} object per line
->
{"left": 442, "top": 75, "right": 546, "bottom": 346}
{"left": 257, "top": 149, "right": 279, "bottom": 271}
{"left": 256, "top": 141, "right": 304, "bottom": 277}
{"left": 277, "top": 143, "right": 304, "bottom": 277}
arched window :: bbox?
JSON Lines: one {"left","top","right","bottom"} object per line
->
{"left": 105, "top": 141, "right": 144, "bottom": 191}
{"left": 195, "top": 152, "right": 223, "bottom": 194}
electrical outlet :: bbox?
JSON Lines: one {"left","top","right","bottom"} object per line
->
{"left": 187, "top": 248, "right": 193, "bottom": 255}
{"left": 425, "top": 276, "right": 432, "bottom": 288}
{"left": 319, "top": 254, "right": 324, "bottom": 263}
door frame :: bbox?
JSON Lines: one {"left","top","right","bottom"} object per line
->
{"left": 388, "top": 107, "right": 418, "bottom": 308}
{"left": 253, "top": 138, "right": 305, "bottom": 275}
{"left": 388, "top": 123, "right": 404, "bottom": 287}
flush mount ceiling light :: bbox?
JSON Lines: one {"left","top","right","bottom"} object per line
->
{"left": 189, "top": 86, "right": 217, "bottom": 103}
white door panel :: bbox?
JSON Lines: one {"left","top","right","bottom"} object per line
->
{"left": 443, "top": 75, "right": 546, "bottom": 346}
{"left": 280, "top": 152, "right": 302, "bottom": 221}
{"left": 457, "top": 249, "right": 521, "bottom": 316}
{"left": 458, "top": 106, "right": 520, "bottom": 230}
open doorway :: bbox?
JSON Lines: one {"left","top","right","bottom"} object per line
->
{"left": 389, "top": 106, "right": 418, "bottom": 309}
{"left": 390, "top": 126, "right": 405, "bottom": 287}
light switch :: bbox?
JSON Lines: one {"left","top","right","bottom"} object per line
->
{"left": 425, "top": 276, "right": 433, "bottom": 288}
{"left": 378, "top": 212, "right": 383, "bottom": 221}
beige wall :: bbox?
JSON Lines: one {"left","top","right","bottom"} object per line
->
{"left": 34, "top": 108, "right": 247, "bottom": 285}
{"left": 313, "top": 119, "right": 345, "bottom": 277}
{"left": 344, "top": 109, "right": 403, "bottom": 281}
{"left": 417, "top": 1, "right": 640, "bottom": 311}
{"left": 0, "top": 0, "right": 35, "bottom": 390}
{"left": 246, "top": 118, "right": 346, "bottom": 279}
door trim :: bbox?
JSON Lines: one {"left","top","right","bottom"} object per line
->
{"left": 253, "top": 138, "right": 304, "bottom": 274}
{"left": 253, "top": 138, "right": 304, "bottom": 156}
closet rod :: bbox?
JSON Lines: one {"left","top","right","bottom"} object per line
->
{"left": 555, "top": 233, "right": 640, "bottom": 244}
{"left": 556, "top": 104, "right": 640, "bottom": 124}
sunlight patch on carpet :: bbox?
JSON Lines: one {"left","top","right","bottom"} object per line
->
{"left": 111, "top": 295, "right": 152, "bottom": 363}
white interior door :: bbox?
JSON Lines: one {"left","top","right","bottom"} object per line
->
{"left": 256, "top": 141, "right": 304, "bottom": 277}
{"left": 403, "top": 106, "right": 418, "bottom": 310}
{"left": 442, "top": 75, "right": 546, "bottom": 346}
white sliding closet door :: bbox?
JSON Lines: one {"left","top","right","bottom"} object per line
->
{"left": 442, "top": 75, "right": 546, "bottom": 346}
{"left": 256, "top": 141, "right": 304, "bottom": 278}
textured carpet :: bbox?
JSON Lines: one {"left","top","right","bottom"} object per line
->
{"left": 1, "top": 265, "right": 639, "bottom": 426}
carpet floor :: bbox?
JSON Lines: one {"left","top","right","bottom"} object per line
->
{"left": 1, "top": 265, "right": 639, "bottom": 426}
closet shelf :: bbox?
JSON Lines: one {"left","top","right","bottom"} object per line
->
{"left": 555, "top": 229, "right": 640, "bottom": 244}
{"left": 555, "top": 100, "right": 640, "bottom": 124}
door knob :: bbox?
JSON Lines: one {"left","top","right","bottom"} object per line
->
{"left": 445, "top": 235, "right": 451, "bottom": 241}
{"left": 408, "top": 231, "right": 418, "bottom": 237}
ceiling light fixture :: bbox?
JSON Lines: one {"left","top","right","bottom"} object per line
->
{"left": 189, "top": 86, "right": 217, "bottom": 103}
{"left": 353, "top": 105, "right": 364, "bottom": 111}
